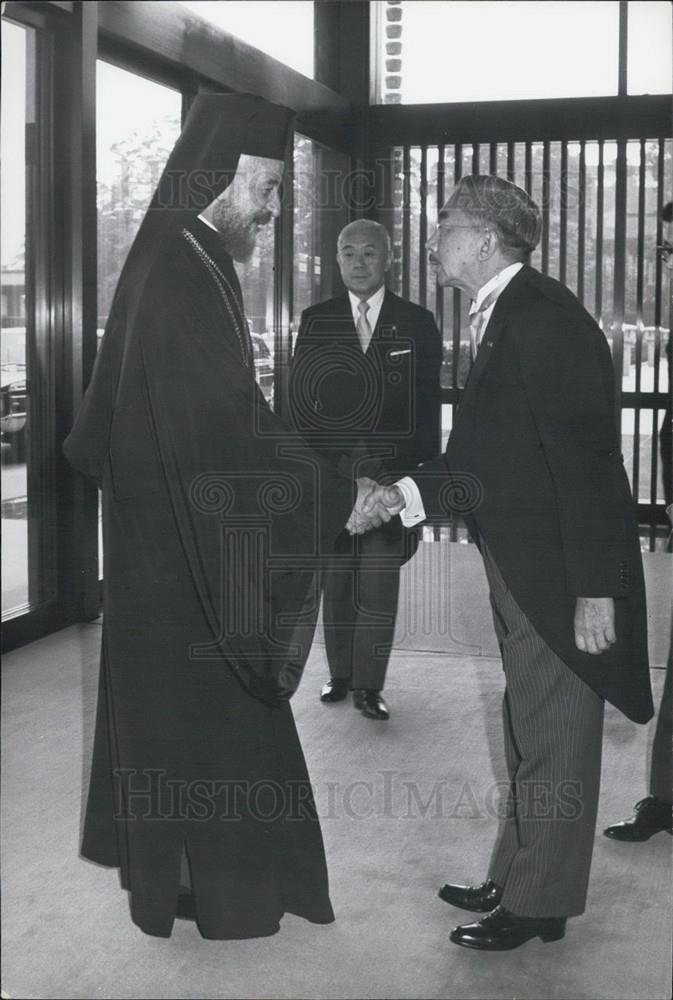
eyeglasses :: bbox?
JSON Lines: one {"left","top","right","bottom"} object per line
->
{"left": 426, "top": 223, "right": 489, "bottom": 249}
{"left": 657, "top": 240, "right": 673, "bottom": 261}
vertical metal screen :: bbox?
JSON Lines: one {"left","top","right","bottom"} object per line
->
{"left": 389, "top": 138, "right": 672, "bottom": 548}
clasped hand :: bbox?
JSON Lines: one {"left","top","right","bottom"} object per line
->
{"left": 345, "top": 479, "right": 406, "bottom": 535}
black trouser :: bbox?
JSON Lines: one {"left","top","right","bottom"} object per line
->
{"left": 322, "top": 519, "right": 411, "bottom": 692}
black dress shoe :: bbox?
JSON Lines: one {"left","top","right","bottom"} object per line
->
{"left": 603, "top": 795, "right": 673, "bottom": 841}
{"left": 438, "top": 878, "right": 503, "bottom": 912}
{"left": 449, "top": 906, "right": 566, "bottom": 951}
{"left": 320, "top": 678, "right": 350, "bottom": 703}
{"left": 352, "top": 689, "right": 389, "bottom": 720}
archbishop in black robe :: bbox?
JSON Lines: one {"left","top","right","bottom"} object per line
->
{"left": 64, "top": 94, "right": 353, "bottom": 939}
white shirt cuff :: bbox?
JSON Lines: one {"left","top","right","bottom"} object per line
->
{"left": 395, "top": 476, "right": 427, "bottom": 527}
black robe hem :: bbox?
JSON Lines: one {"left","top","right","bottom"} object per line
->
{"left": 134, "top": 903, "right": 335, "bottom": 940}
{"left": 81, "top": 850, "right": 335, "bottom": 939}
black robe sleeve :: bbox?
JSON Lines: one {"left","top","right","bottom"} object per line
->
{"left": 130, "top": 238, "right": 353, "bottom": 703}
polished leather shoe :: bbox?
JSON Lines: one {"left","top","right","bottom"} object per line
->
{"left": 450, "top": 906, "right": 566, "bottom": 951}
{"left": 352, "top": 689, "right": 389, "bottom": 720}
{"left": 320, "top": 678, "right": 350, "bottom": 703}
{"left": 438, "top": 878, "right": 503, "bottom": 912}
{"left": 603, "top": 795, "right": 673, "bottom": 841}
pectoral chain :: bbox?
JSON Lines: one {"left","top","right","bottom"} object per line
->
{"left": 181, "top": 228, "right": 251, "bottom": 368}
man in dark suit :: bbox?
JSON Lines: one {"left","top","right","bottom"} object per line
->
{"left": 361, "top": 176, "right": 654, "bottom": 947}
{"left": 289, "top": 219, "right": 442, "bottom": 720}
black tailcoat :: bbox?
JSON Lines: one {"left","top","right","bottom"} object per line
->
{"left": 414, "top": 266, "right": 653, "bottom": 724}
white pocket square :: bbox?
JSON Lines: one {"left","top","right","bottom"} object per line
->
{"left": 388, "top": 348, "right": 411, "bottom": 357}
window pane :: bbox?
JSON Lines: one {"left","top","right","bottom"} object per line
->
{"left": 373, "top": 1, "right": 620, "bottom": 103}
{"left": 235, "top": 223, "right": 276, "bottom": 405}
{"left": 2, "top": 20, "right": 30, "bottom": 617}
{"left": 293, "top": 135, "right": 324, "bottom": 338}
{"left": 624, "top": 139, "right": 672, "bottom": 331}
{"left": 621, "top": 407, "right": 666, "bottom": 505}
{"left": 292, "top": 134, "right": 350, "bottom": 342}
{"left": 179, "top": 1, "right": 314, "bottom": 78}
{"left": 97, "top": 61, "right": 181, "bottom": 333}
{"left": 628, "top": 1, "right": 673, "bottom": 95}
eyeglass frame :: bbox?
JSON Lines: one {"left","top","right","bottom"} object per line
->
{"left": 426, "top": 222, "right": 490, "bottom": 250}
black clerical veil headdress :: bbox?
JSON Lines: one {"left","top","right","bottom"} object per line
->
{"left": 64, "top": 92, "right": 294, "bottom": 482}
{"left": 120, "top": 91, "right": 293, "bottom": 296}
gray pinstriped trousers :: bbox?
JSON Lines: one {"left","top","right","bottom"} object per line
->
{"left": 481, "top": 542, "right": 605, "bottom": 918}
{"left": 649, "top": 650, "right": 672, "bottom": 802}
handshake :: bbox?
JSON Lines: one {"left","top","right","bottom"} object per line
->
{"left": 345, "top": 477, "right": 407, "bottom": 535}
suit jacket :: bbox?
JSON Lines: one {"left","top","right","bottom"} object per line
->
{"left": 288, "top": 289, "right": 443, "bottom": 481}
{"left": 413, "top": 265, "right": 653, "bottom": 724}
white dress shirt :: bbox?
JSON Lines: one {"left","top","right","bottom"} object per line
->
{"left": 348, "top": 285, "right": 386, "bottom": 338}
{"left": 468, "top": 262, "right": 523, "bottom": 332}
{"left": 397, "top": 262, "right": 523, "bottom": 527}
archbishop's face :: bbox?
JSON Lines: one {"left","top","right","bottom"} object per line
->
{"left": 212, "top": 154, "right": 284, "bottom": 262}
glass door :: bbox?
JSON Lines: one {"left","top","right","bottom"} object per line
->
{"left": 1, "top": 18, "right": 51, "bottom": 619}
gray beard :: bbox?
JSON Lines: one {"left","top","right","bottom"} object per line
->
{"left": 219, "top": 219, "right": 257, "bottom": 262}
{"left": 211, "top": 201, "right": 263, "bottom": 262}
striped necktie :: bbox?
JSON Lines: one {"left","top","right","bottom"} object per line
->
{"left": 356, "top": 300, "right": 373, "bottom": 352}
{"left": 469, "top": 309, "right": 487, "bottom": 362}
{"left": 468, "top": 280, "right": 510, "bottom": 361}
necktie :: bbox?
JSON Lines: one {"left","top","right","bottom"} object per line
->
{"left": 468, "top": 308, "right": 488, "bottom": 362}
{"left": 468, "top": 281, "right": 510, "bottom": 361}
{"left": 356, "top": 300, "right": 373, "bottom": 352}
